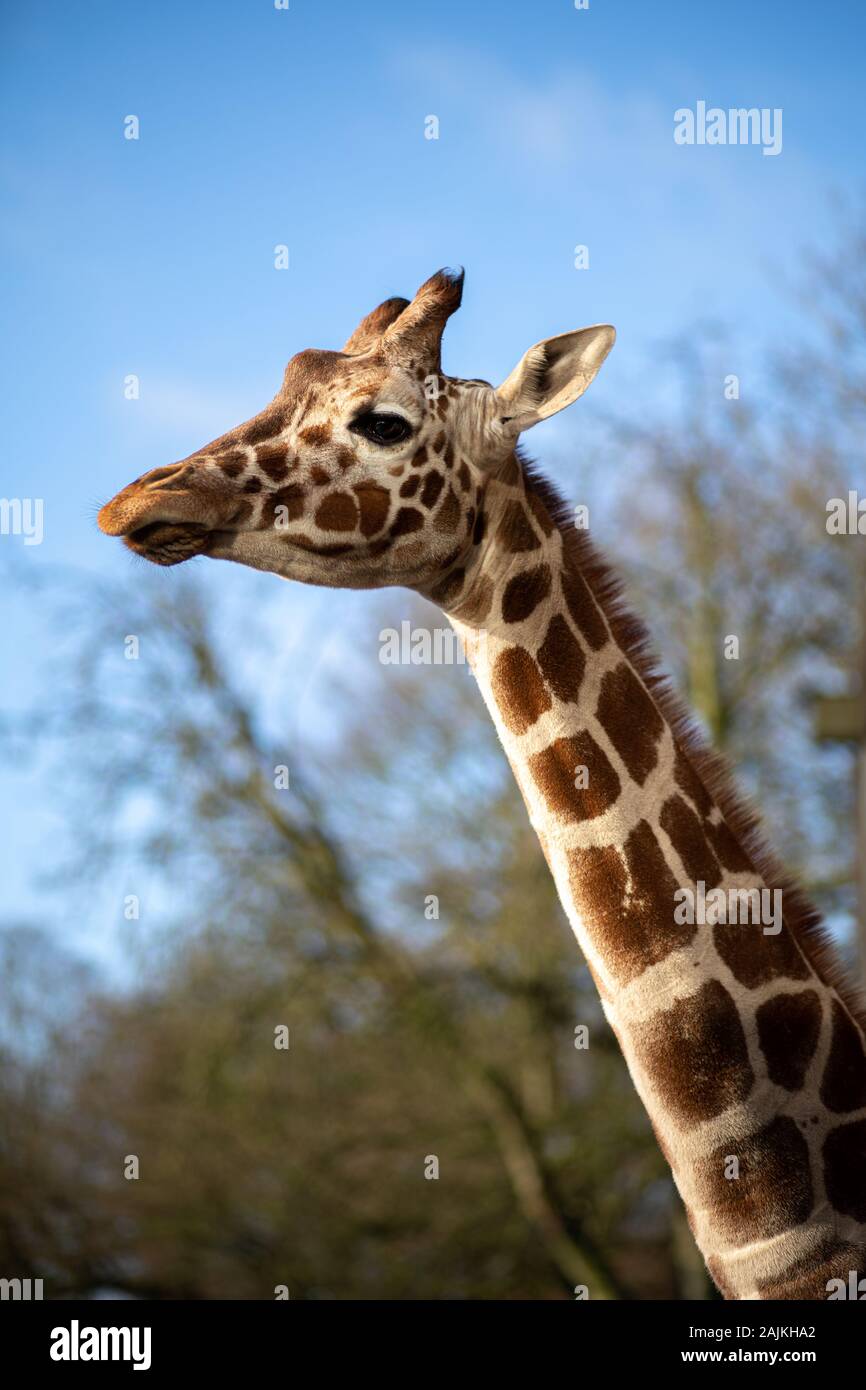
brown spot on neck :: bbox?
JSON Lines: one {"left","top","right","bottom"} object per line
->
{"left": 491, "top": 646, "right": 552, "bottom": 735}
{"left": 756, "top": 990, "right": 822, "bottom": 1091}
{"left": 596, "top": 662, "right": 664, "bottom": 786}
{"left": 820, "top": 1000, "right": 866, "bottom": 1112}
{"left": 568, "top": 820, "right": 696, "bottom": 985}
{"left": 502, "top": 563, "right": 551, "bottom": 624}
{"left": 497, "top": 500, "right": 542, "bottom": 553}
{"left": 536, "top": 614, "right": 585, "bottom": 703}
{"left": 694, "top": 1117, "right": 814, "bottom": 1245}
{"left": 528, "top": 732, "right": 620, "bottom": 822}
{"left": 823, "top": 1121, "right": 866, "bottom": 1220}
{"left": 631, "top": 980, "right": 754, "bottom": 1126}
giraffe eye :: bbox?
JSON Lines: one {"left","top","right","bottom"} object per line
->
{"left": 350, "top": 411, "right": 413, "bottom": 446}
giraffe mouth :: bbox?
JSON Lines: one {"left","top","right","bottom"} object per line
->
{"left": 124, "top": 520, "right": 214, "bottom": 566}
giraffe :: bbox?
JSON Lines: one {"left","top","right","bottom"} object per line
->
{"left": 98, "top": 268, "right": 866, "bottom": 1300}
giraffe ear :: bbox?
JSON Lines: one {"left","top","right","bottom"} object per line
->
{"left": 342, "top": 296, "right": 411, "bottom": 355}
{"left": 495, "top": 325, "right": 615, "bottom": 433}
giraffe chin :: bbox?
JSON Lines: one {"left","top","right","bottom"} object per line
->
{"left": 123, "top": 521, "right": 213, "bottom": 567}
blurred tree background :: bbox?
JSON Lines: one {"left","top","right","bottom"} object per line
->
{"left": 2, "top": 220, "right": 865, "bottom": 1301}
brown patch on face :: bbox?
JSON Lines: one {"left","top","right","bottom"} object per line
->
{"left": 823, "top": 1120, "right": 866, "bottom": 1220}
{"left": 315, "top": 491, "right": 358, "bottom": 532}
{"left": 819, "top": 1000, "right": 866, "bottom": 1113}
{"left": 693, "top": 1117, "right": 813, "bottom": 1245}
{"left": 569, "top": 820, "right": 696, "bottom": 985}
{"left": 502, "top": 564, "right": 552, "bottom": 624}
{"left": 472, "top": 511, "right": 486, "bottom": 545}
{"left": 411, "top": 445, "right": 428, "bottom": 468}
{"left": 528, "top": 732, "right": 620, "bottom": 823}
{"left": 265, "top": 484, "right": 304, "bottom": 524}
{"left": 420, "top": 471, "right": 444, "bottom": 509}
{"left": 596, "top": 663, "right": 664, "bottom": 786}
{"left": 389, "top": 506, "right": 424, "bottom": 539}
{"left": 299, "top": 423, "right": 332, "bottom": 446}
{"left": 218, "top": 456, "right": 246, "bottom": 479}
{"left": 490, "top": 646, "right": 552, "bottom": 736}
{"left": 310, "top": 465, "right": 331, "bottom": 486}
{"left": 432, "top": 431, "right": 446, "bottom": 452}
{"left": 536, "top": 614, "right": 585, "bottom": 703}
{"left": 456, "top": 459, "right": 469, "bottom": 488}
{"left": 713, "top": 908, "right": 811, "bottom": 991}
{"left": 399, "top": 475, "right": 420, "bottom": 499}
{"left": 434, "top": 486, "right": 461, "bottom": 533}
{"left": 242, "top": 476, "right": 262, "bottom": 494}
{"left": 353, "top": 483, "right": 390, "bottom": 538}
{"left": 756, "top": 990, "right": 822, "bottom": 1091}
{"left": 561, "top": 570, "right": 607, "bottom": 650}
{"left": 659, "top": 794, "right": 722, "bottom": 888}
{"left": 632, "top": 980, "right": 754, "bottom": 1125}
{"left": 334, "top": 445, "right": 356, "bottom": 471}
{"left": 498, "top": 501, "right": 541, "bottom": 554}
{"left": 256, "top": 447, "right": 291, "bottom": 482}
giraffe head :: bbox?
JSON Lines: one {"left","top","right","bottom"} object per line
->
{"left": 98, "top": 269, "right": 615, "bottom": 596}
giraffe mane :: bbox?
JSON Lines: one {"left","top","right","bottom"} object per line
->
{"left": 518, "top": 451, "right": 866, "bottom": 1037}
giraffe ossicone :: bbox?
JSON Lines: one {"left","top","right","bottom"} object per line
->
{"left": 99, "top": 267, "right": 866, "bottom": 1300}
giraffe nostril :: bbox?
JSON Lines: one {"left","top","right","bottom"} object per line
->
{"left": 144, "top": 464, "right": 188, "bottom": 491}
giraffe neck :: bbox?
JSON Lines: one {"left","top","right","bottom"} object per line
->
{"left": 435, "top": 455, "right": 866, "bottom": 1300}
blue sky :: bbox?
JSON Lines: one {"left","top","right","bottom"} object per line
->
{"left": 2, "top": 0, "right": 865, "bottom": 965}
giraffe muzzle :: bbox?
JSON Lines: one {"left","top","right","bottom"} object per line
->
{"left": 98, "top": 465, "right": 242, "bottom": 565}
